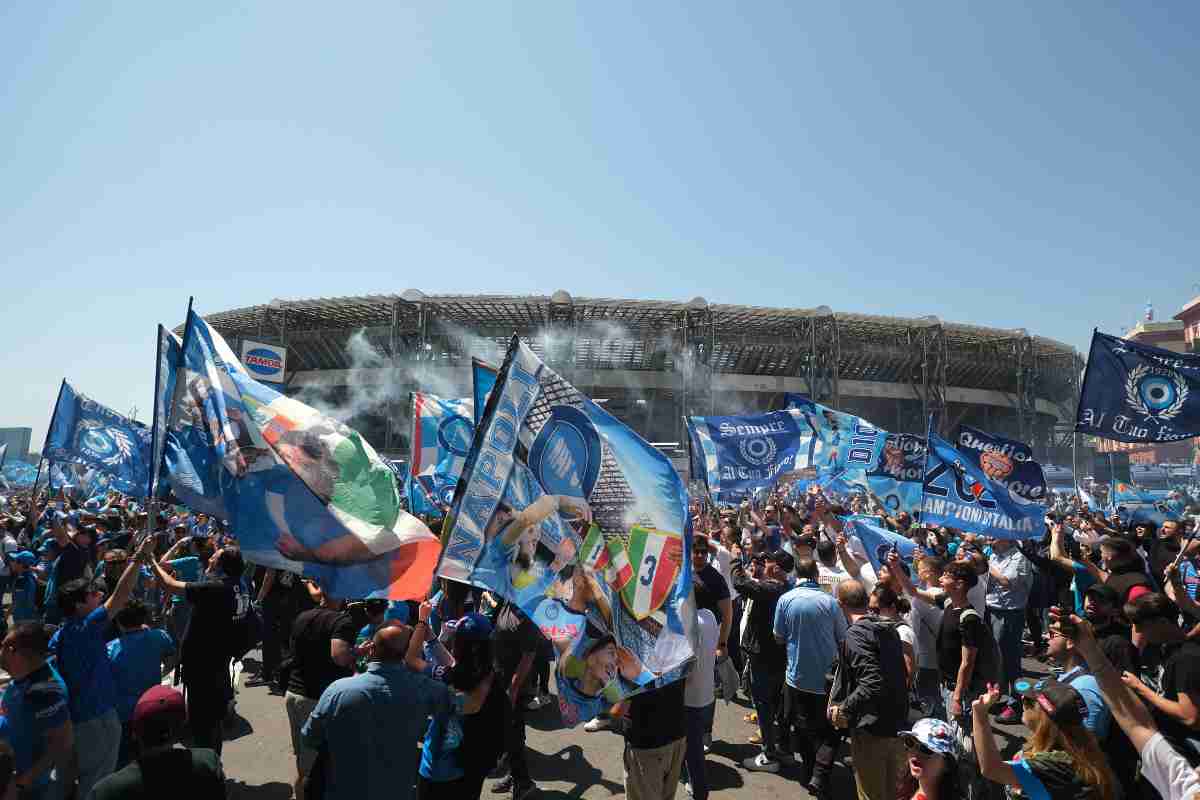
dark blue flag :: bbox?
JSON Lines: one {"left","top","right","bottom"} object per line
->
{"left": 1077, "top": 331, "right": 1200, "bottom": 444}
{"left": 921, "top": 432, "right": 1044, "bottom": 540}
{"left": 954, "top": 425, "right": 1047, "bottom": 504}
{"left": 44, "top": 381, "right": 151, "bottom": 495}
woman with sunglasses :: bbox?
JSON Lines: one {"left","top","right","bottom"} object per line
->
{"left": 896, "top": 718, "right": 960, "bottom": 800}
{"left": 972, "top": 679, "right": 1118, "bottom": 800}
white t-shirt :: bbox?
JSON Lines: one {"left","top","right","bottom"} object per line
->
{"left": 708, "top": 544, "right": 735, "bottom": 599}
{"left": 817, "top": 559, "right": 851, "bottom": 595}
{"left": 685, "top": 608, "right": 719, "bottom": 708}
{"left": 895, "top": 620, "right": 916, "bottom": 658}
{"left": 1141, "top": 732, "right": 1200, "bottom": 800}
{"left": 0, "top": 534, "right": 18, "bottom": 577}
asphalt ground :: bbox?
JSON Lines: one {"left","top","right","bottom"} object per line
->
{"left": 219, "top": 652, "right": 1050, "bottom": 800}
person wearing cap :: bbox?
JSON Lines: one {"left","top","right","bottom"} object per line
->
{"left": 773, "top": 557, "right": 845, "bottom": 799}
{"left": 410, "top": 606, "right": 506, "bottom": 800}
{"left": 731, "top": 548, "right": 792, "bottom": 772}
{"left": 7, "top": 551, "right": 40, "bottom": 625}
{"left": 87, "top": 685, "right": 225, "bottom": 800}
{"left": 48, "top": 535, "right": 154, "bottom": 798}
{"left": 973, "top": 678, "right": 1117, "bottom": 800}
{"left": 897, "top": 718, "right": 960, "bottom": 800}
{"left": 0, "top": 622, "right": 72, "bottom": 799}
{"left": 301, "top": 624, "right": 492, "bottom": 800}
{"left": 828, "top": 578, "right": 909, "bottom": 800}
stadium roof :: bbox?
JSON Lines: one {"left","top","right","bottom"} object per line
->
{"left": 196, "top": 292, "right": 1081, "bottom": 401}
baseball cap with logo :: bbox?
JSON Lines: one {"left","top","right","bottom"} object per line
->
{"left": 899, "top": 717, "right": 956, "bottom": 757}
{"left": 1015, "top": 678, "right": 1088, "bottom": 727}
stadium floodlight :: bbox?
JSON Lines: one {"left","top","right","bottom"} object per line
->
{"left": 687, "top": 296, "right": 708, "bottom": 310}
{"left": 913, "top": 315, "right": 940, "bottom": 328}
{"left": 551, "top": 289, "right": 573, "bottom": 304}
{"left": 813, "top": 305, "right": 834, "bottom": 316}
{"left": 401, "top": 289, "right": 426, "bottom": 302}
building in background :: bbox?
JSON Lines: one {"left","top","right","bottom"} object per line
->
{"left": 190, "top": 291, "right": 1083, "bottom": 477}
{"left": 1174, "top": 294, "right": 1200, "bottom": 355}
{"left": 0, "top": 427, "right": 33, "bottom": 464}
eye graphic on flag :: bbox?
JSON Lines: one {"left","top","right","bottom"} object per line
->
{"left": 528, "top": 406, "right": 602, "bottom": 500}
{"left": 80, "top": 426, "right": 115, "bottom": 457}
{"left": 1124, "top": 364, "right": 1188, "bottom": 420}
{"left": 738, "top": 436, "right": 777, "bottom": 467}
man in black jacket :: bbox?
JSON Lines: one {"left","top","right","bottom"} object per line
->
{"left": 732, "top": 549, "right": 793, "bottom": 773}
{"left": 828, "top": 579, "right": 908, "bottom": 800}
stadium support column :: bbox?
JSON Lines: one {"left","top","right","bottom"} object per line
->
{"left": 677, "top": 298, "right": 715, "bottom": 445}
{"left": 809, "top": 310, "right": 840, "bottom": 409}
{"left": 913, "top": 317, "right": 947, "bottom": 435}
{"left": 545, "top": 290, "right": 577, "bottom": 385}
{"left": 1016, "top": 334, "right": 1039, "bottom": 450}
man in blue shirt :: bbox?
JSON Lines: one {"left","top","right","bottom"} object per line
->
{"left": 106, "top": 600, "right": 176, "bottom": 766}
{"left": 301, "top": 624, "right": 492, "bottom": 800}
{"left": 1043, "top": 627, "right": 1111, "bottom": 741}
{"left": 8, "top": 552, "right": 40, "bottom": 625}
{"left": 0, "top": 623, "right": 72, "bottom": 800}
{"left": 772, "top": 557, "right": 846, "bottom": 798}
{"left": 48, "top": 535, "right": 153, "bottom": 798}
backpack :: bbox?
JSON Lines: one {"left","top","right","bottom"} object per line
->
{"left": 958, "top": 607, "right": 1000, "bottom": 688}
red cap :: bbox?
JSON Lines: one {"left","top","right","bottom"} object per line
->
{"left": 131, "top": 686, "right": 186, "bottom": 743}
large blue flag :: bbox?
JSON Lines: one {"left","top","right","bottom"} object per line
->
{"left": 687, "top": 397, "right": 886, "bottom": 498}
{"left": 0, "top": 461, "right": 37, "bottom": 489}
{"left": 441, "top": 336, "right": 693, "bottom": 726}
{"left": 43, "top": 381, "right": 152, "bottom": 496}
{"left": 149, "top": 325, "right": 182, "bottom": 499}
{"left": 1077, "top": 331, "right": 1200, "bottom": 444}
{"left": 845, "top": 516, "right": 917, "bottom": 573}
{"left": 163, "top": 308, "right": 439, "bottom": 600}
{"left": 472, "top": 358, "right": 498, "bottom": 428}
{"left": 920, "top": 432, "right": 1044, "bottom": 539}
{"left": 843, "top": 432, "right": 926, "bottom": 515}
{"left": 1109, "top": 481, "right": 1180, "bottom": 526}
{"left": 954, "top": 425, "right": 1047, "bottom": 504}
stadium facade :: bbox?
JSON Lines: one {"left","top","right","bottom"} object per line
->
{"left": 196, "top": 291, "right": 1084, "bottom": 473}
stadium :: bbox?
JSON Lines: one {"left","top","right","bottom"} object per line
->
{"left": 196, "top": 291, "right": 1084, "bottom": 474}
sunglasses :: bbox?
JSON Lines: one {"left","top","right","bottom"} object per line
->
{"left": 903, "top": 739, "right": 935, "bottom": 758}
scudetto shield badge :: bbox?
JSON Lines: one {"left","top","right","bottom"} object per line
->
{"left": 619, "top": 526, "right": 684, "bottom": 621}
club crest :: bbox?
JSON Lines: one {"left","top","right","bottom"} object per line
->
{"left": 738, "top": 436, "right": 777, "bottom": 467}
{"left": 1125, "top": 364, "right": 1188, "bottom": 421}
{"left": 979, "top": 450, "right": 1014, "bottom": 482}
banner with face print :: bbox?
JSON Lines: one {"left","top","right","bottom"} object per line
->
{"left": 440, "top": 336, "right": 694, "bottom": 726}
{"left": 162, "top": 308, "right": 440, "bottom": 600}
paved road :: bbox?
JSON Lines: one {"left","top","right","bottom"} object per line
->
{"left": 220, "top": 652, "right": 1046, "bottom": 800}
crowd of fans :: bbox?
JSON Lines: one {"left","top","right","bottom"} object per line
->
{"left": 2, "top": 481, "right": 1200, "bottom": 800}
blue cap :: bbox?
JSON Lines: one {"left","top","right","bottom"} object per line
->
{"left": 452, "top": 613, "right": 494, "bottom": 642}
{"left": 10, "top": 551, "right": 36, "bottom": 567}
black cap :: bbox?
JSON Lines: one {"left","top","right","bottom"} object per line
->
{"left": 765, "top": 549, "right": 795, "bottom": 574}
{"left": 1084, "top": 583, "right": 1120, "bottom": 607}
{"left": 1015, "top": 678, "right": 1087, "bottom": 727}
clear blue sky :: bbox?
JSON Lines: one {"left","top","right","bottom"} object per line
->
{"left": 3, "top": 2, "right": 1198, "bottom": 447}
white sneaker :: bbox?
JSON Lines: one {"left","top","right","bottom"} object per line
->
{"left": 742, "top": 753, "right": 780, "bottom": 773}
{"left": 584, "top": 716, "right": 613, "bottom": 732}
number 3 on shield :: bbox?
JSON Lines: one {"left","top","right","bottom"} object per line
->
{"left": 641, "top": 555, "right": 657, "bottom": 585}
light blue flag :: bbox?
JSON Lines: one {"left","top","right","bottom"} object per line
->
{"left": 921, "top": 433, "right": 1044, "bottom": 540}
{"left": 163, "top": 308, "right": 439, "bottom": 600}
{"left": 838, "top": 433, "right": 926, "bottom": 515}
{"left": 441, "top": 336, "right": 694, "bottom": 726}
{"left": 0, "top": 443, "right": 7, "bottom": 470}
{"left": 1110, "top": 482, "right": 1180, "bottom": 525}
{"left": 0, "top": 461, "right": 37, "bottom": 488}
{"left": 43, "top": 381, "right": 151, "bottom": 495}
{"left": 845, "top": 516, "right": 917, "bottom": 573}
{"left": 1078, "top": 488, "right": 1101, "bottom": 512}
{"left": 472, "top": 358, "right": 499, "bottom": 428}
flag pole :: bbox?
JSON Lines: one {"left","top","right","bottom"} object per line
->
{"left": 35, "top": 379, "right": 68, "bottom": 503}
{"left": 918, "top": 412, "right": 935, "bottom": 527}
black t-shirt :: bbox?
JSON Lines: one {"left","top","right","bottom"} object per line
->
{"left": 936, "top": 606, "right": 995, "bottom": 690}
{"left": 90, "top": 746, "right": 225, "bottom": 800}
{"left": 692, "top": 563, "right": 731, "bottom": 624}
{"left": 626, "top": 680, "right": 686, "bottom": 750}
{"left": 493, "top": 602, "right": 541, "bottom": 676}
{"left": 1158, "top": 640, "right": 1200, "bottom": 760}
{"left": 459, "top": 678, "right": 508, "bottom": 777}
{"left": 182, "top": 580, "right": 236, "bottom": 675}
{"left": 53, "top": 540, "right": 88, "bottom": 588}
{"left": 287, "top": 607, "right": 359, "bottom": 699}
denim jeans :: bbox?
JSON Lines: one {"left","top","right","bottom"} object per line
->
{"left": 987, "top": 606, "right": 1025, "bottom": 697}
{"left": 747, "top": 656, "right": 784, "bottom": 755}
{"left": 682, "top": 703, "right": 715, "bottom": 800}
